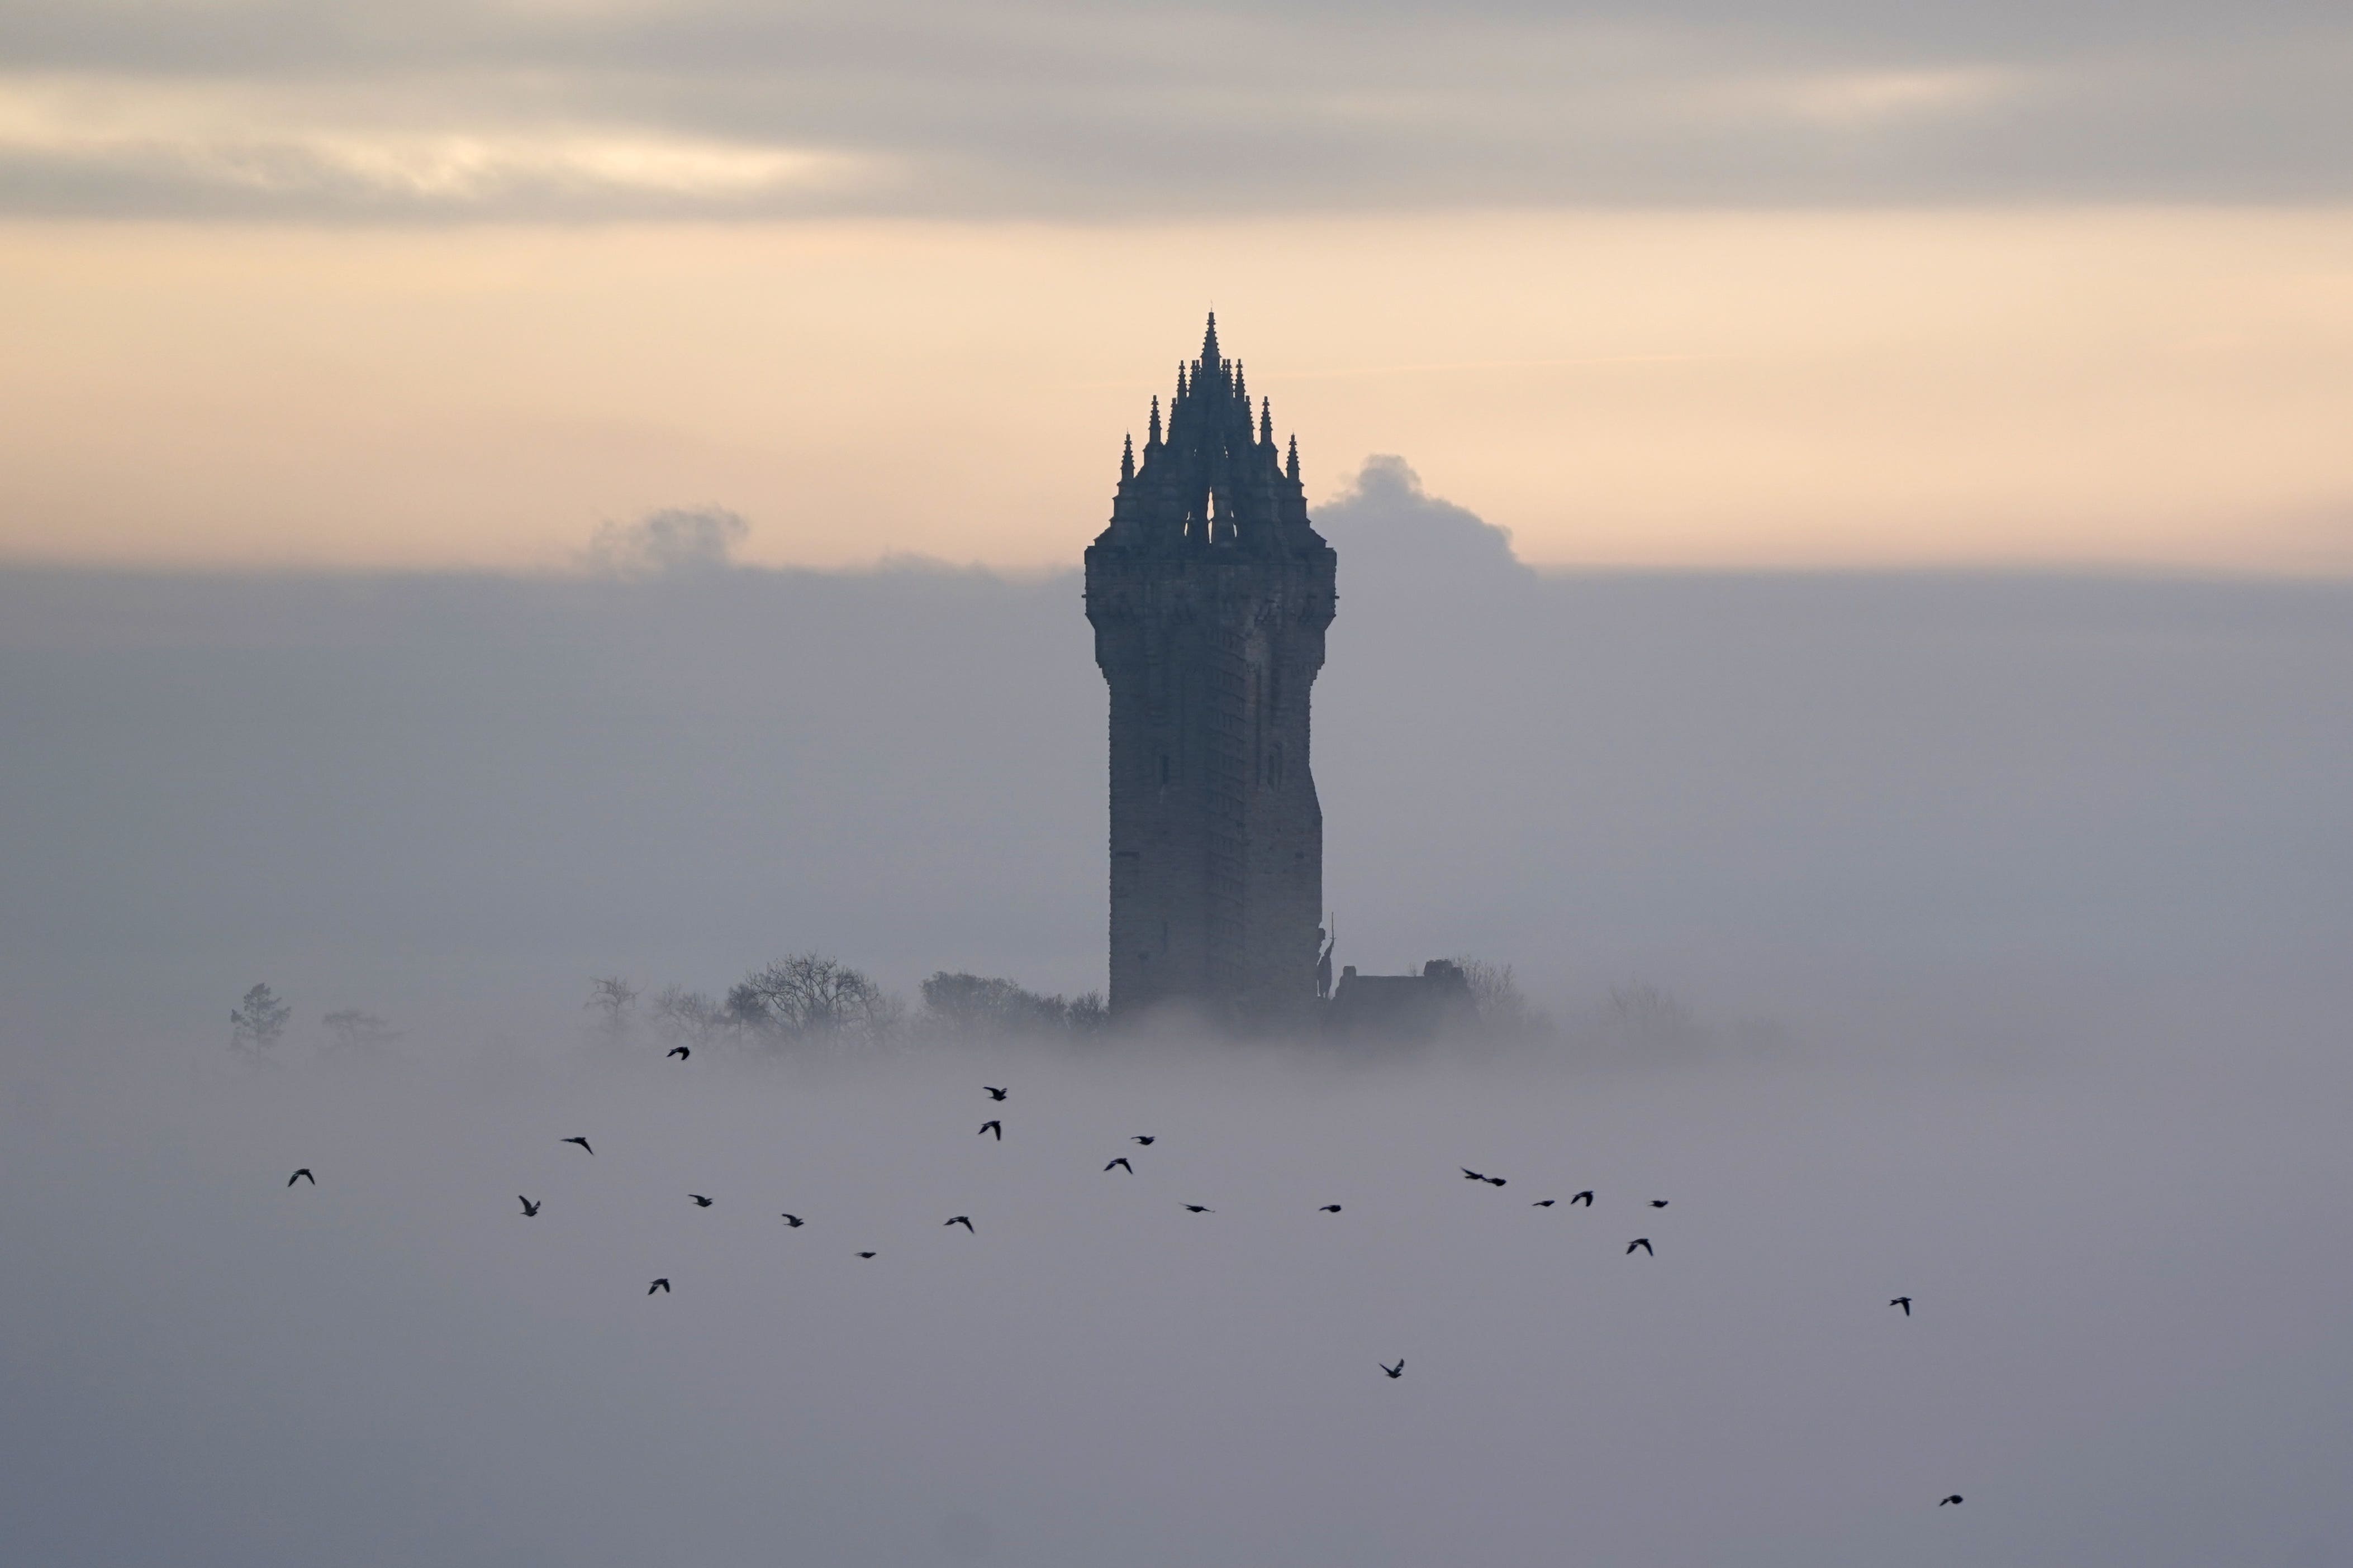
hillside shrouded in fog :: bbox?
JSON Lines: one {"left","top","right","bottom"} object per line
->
{"left": 3, "top": 465, "right": 2351, "bottom": 1565}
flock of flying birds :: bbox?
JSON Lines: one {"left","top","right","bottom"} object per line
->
{"left": 284, "top": 1065, "right": 1965, "bottom": 1512}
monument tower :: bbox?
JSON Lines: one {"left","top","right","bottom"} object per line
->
{"left": 1085, "top": 315, "right": 1337, "bottom": 1026}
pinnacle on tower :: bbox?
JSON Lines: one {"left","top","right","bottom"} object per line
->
{"left": 1121, "top": 433, "right": 1135, "bottom": 480}
{"left": 1148, "top": 396, "right": 1162, "bottom": 447}
{"left": 1176, "top": 363, "right": 1188, "bottom": 402}
{"left": 1200, "top": 311, "right": 1220, "bottom": 371}
{"left": 1286, "top": 433, "right": 1299, "bottom": 482}
{"left": 1259, "top": 398, "right": 1273, "bottom": 446}
{"left": 1234, "top": 363, "right": 1248, "bottom": 408}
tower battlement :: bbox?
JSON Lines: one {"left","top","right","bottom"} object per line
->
{"left": 1085, "top": 316, "right": 1337, "bottom": 1026}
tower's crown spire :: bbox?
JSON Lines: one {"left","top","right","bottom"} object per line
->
{"left": 1097, "top": 313, "right": 1324, "bottom": 559}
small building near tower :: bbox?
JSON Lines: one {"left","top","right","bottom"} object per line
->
{"left": 1326, "top": 960, "right": 1480, "bottom": 1042}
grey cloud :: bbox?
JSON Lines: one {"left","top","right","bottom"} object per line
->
{"left": 585, "top": 507, "right": 751, "bottom": 578}
{"left": 2, "top": 0, "right": 2351, "bottom": 218}
{"left": 1319, "top": 456, "right": 1533, "bottom": 589}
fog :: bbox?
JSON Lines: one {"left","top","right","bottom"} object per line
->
{"left": 4, "top": 465, "right": 2351, "bottom": 1564}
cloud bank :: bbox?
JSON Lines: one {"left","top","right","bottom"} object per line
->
{"left": 3, "top": 1, "right": 2351, "bottom": 218}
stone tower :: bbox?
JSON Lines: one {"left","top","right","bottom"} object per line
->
{"left": 1085, "top": 315, "right": 1337, "bottom": 1027}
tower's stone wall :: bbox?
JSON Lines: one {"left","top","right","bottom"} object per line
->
{"left": 1085, "top": 317, "right": 1335, "bottom": 1027}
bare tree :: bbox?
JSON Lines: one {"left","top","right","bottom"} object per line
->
{"left": 650, "top": 985, "right": 730, "bottom": 1050}
{"left": 1599, "top": 983, "right": 1703, "bottom": 1056}
{"left": 730, "top": 954, "right": 900, "bottom": 1048}
{"left": 1450, "top": 957, "right": 1552, "bottom": 1042}
{"left": 919, "top": 973, "right": 1111, "bottom": 1040}
{"left": 321, "top": 1009, "right": 400, "bottom": 1055}
{"left": 230, "top": 983, "right": 291, "bottom": 1059}
{"left": 584, "top": 976, "right": 638, "bottom": 1046}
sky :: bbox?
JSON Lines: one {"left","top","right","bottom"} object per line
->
{"left": 3, "top": 0, "right": 2353, "bottom": 571}
{"left": 7, "top": 8, "right": 2353, "bottom": 1562}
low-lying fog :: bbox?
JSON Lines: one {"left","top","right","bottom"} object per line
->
{"left": 3, "top": 461, "right": 2350, "bottom": 1565}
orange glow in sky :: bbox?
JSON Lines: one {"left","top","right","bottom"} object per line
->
{"left": 5, "top": 208, "right": 2351, "bottom": 574}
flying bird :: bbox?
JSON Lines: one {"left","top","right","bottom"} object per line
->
{"left": 1461, "top": 1168, "right": 1488, "bottom": 1182}
{"left": 1132, "top": 1136, "right": 1156, "bottom": 1146}
{"left": 1891, "top": 1297, "right": 1912, "bottom": 1316}
{"left": 980, "top": 1120, "right": 1002, "bottom": 1141}
{"left": 1533, "top": 1199, "right": 1556, "bottom": 1207}
{"left": 562, "top": 1136, "right": 593, "bottom": 1155}
{"left": 1650, "top": 1199, "right": 1669, "bottom": 1208}
{"left": 1183, "top": 1204, "right": 1214, "bottom": 1213}
{"left": 690, "top": 1194, "right": 713, "bottom": 1208}
{"left": 856, "top": 1251, "right": 877, "bottom": 1259}
{"left": 780, "top": 1213, "right": 804, "bottom": 1227}
{"left": 1627, "top": 1238, "right": 1653, "bottom": 1256}
{"left": 1485, "top": 1175, "right": 1506, "bottom": 1187}
{"left": 1570, "top": 1190, "right": 1593, "bottom": 1206}
{"left": 1319, "top": 1204, "right": 1343, "bottom": 1213}
{"left": 985, "top": 1086, "right": 1008, "bottom": 1100}
{"left": 518, "top": 1196, "right": 540, "bottom": 1217}
{"left": 648, "top": 1278, "right": 670, "bottom": 1294}
{"left": 945, "top": 1215, "right": 974, "bottom": 1232}
{"left": 286, "top": 1168, "right": 315, "bottom": 1186}
{"left": 668, "top": 1046, "right": 689, "bottom": 1060}
{"left": 1381, "top": 1360, "right": 1404, "bottom": 1379}
{"left": 1940, "top": 1495, "right": 1964, "bottom": 1507}
{"left": 1105, "top": 1157, "right": 1133, "bottom": 1174}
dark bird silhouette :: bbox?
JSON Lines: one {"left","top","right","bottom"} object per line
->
{"left": 1320, "top": 1204, "right": 1343, "bottom": 1213}
{"left": 980, "top": 1120, "right": 1002, "bottom": 1140}
{"left": 1183, "top": 1204, "right": 1213, "bottom": 1213}
{"left": 1627, "top": 1238, "right": 1653, "bottom": 1256}
{"left": 856, "top": 1251, "right": 877, "bottom": 1259}
{"left": 1570, "top": 1190, "right": 1593, "bottom": 1206}
{"left": 690, "top": 1194, "right": 713, "bottom": 1208}
{"left": 984, "top": 1086, "right": 1008, "bottom": 1100}
{"left": 668, "top": 1046, "right": 689, "bottom": 1060}
{"left": 780, "top": 1213, "right": 804, "bottom": 1227}
{"left": 286, "top": 1168, "right": 314, "bottom": 1186}
{"left": 1485, "top": 1175, "right": 1506, "bottom": 1187}
{"left": 1940, "top": 1495, "right": 1963, "bottom": 1507}
{"left": 1650, "top": 1199, "right": 1669, "bottom": 1208}
{"left": 1132, "top": 1135, "right": 1156, "bottom": 1146}
{"left": 1461, "top": 1167, "right": 1487, "bottom": 1181}
{"left": 1891, "top": 1297, "right": 1912, "bottom": 1316}
{"left": 1533, "top": 1199, "right": 1556, "bottom": 1207}
{"left": 648, "top": 1278, "right": 670, "bottom": 1294}
{"left": 945, "top": 1215, "right": 974, "bottom": 1232}
{"left": 518, "top": 1196, "right": 540, "bottom": 1217}
{"left": 1381, "top": 1360, "right": 1404, "bottom": 1379}
{"left": 1105, "top": 1157, "right": 1133, "bottom": 1174}
{"left": 562, "top": 1136, "right": 593, "bottom": 1155}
